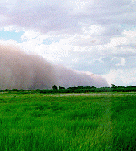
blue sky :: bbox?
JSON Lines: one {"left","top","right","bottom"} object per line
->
{"left": 0, "top": 30, "right": 24, "bottom": 42}
{"left": 0, "top": 0, "right": 136, "bottom": 86}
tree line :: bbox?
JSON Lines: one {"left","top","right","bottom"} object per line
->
{"left": 1, "top": 84, "right": 136, "bottom": 94}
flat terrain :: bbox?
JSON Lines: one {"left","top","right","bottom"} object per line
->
{"left": 0, "top": 92, "right": 136, "bottom": 151}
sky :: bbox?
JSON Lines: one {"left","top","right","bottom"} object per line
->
{"left": 0, "top": 0, "right": 136, "bottom": 86}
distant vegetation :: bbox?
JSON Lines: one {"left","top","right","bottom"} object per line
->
{"left": 1, "top": 84, "right": 136, "bottom": 94}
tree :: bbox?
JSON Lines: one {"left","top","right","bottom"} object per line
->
{"left": 52, "top": 85, "right": 58, "bottom": 90}
{"left": 59, "top": 86, "right": 65, "bottom": 90}
{"left": 111, "top": 84, "right": 116, "bottom": 88}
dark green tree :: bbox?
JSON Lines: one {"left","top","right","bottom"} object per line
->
{"left": 59, "top": 86, "right": 65, "bottom": 90}
{"left": 111, "top": 84, "right": 116, "bottom": 88}
{"left": 52, "top": 85, "right": 58, "bottom": 90}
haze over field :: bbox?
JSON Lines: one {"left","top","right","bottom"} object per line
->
{"left": 0, "top": 44, "right": 108, "bottom": 90}
{"left": 0, "top": 0, "right": 136, "bottom": 86}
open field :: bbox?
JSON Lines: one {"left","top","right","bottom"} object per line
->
{"left": 0, "top": 92, "right": 136, "bottom": 151}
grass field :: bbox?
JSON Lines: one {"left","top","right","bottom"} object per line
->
{"left": 0, "top": 92, "right": 136, "bottom": 151}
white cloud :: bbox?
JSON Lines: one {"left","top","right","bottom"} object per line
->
{"left": 103, "top": 68, "right": 136, "bottom": 86}
{"left": 0, "top": 0, "right": 136, "bottom": 86}
{"left": 21, "top": 30, "right": 41, "bottom": 41}
{"left": 123, "top": 30, "right": 136, "bottom": 37}
{"left": 109, "top": 37, "right": 128, "bottom": 47}
{"left": 0, "top": 0, "right": 135, "bottom": 35}
{"left": 116, "top": 58, "right": 126, "bottom": 66}
{"left": 83, "top": 25, "right": 104, "bottom": 35}
{"left": 4, "top": 26, "right": 16, "bottom": 31}
{"left": 0, "top": 39, "right": 18, "bottom": 46}
{"left": 17, "top": 26, "right": 136, "bottom": 76}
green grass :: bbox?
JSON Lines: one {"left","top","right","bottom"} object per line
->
{"left": 0, "top": 92, "right": 136, "bottom": 150}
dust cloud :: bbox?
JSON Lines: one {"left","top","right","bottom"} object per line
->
{"left": 0, "top": 44, "right": 109, "bottom": 90}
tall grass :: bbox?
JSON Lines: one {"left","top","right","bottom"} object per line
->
{"left": 111, "top": 95, "right": 136, "bottom": 150}
{"left": 0, "top": 93, "right": 135, "bottom": 150}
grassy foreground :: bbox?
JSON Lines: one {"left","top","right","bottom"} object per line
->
{"left": 0, "top": 92, "right": 136, "bottom": 151}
